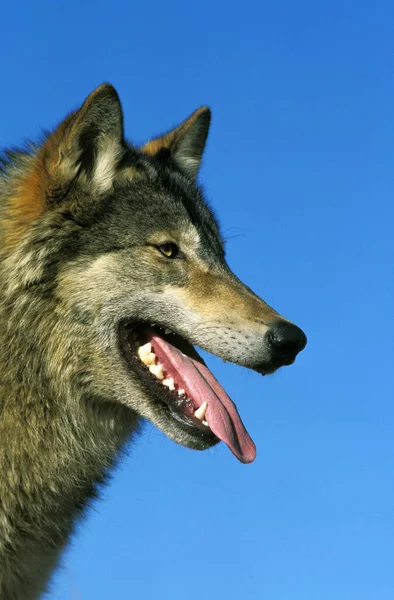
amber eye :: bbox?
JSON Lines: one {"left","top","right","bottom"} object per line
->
{"left": 157, "top": 242, "right": 181, "bottom": 259}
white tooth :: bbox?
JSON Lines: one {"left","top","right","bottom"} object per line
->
{"left": 164, "top": 328, "right": 173, "bottom": 335}
{"left": 137, "top": 343, "right": 151, "bottom": 360}
{"left": 202, "top": 420, "right": 208, "bottom": 426}
{"left": 162, "top": 377, "right": 175, "bottom": 390}
{"left": 144, "top": 352, "right": 156, "bottom": 365}
{"left": 194, "top": 401, "right": 208, "bottom": 421}
{"left": 149, "top": 364, "right": 164, "bottom": 380}
{"left": 178, "top": 389, "right": 185, "bottom": 396}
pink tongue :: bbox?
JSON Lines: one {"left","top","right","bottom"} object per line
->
{"left": 151, "top": 334, "right": 256, "bottom": 464}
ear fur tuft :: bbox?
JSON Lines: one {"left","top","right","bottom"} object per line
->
{"left": 42, "top": 83, "right": 125, "bottom": 196}
{"left": 142, "top": 106, "right": 211, "bottom": 179}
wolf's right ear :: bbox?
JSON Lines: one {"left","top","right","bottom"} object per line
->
{"left": 41, "top": 84, "right": 125, "bottom": 200}
{"left": 142, "top": 107, "right": 211, "bottom": 180}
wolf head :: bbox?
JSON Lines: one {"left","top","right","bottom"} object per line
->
{"left": 2, "top": 84, "right": 306, "bottom": 463}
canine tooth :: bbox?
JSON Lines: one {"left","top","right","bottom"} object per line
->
{"left": 137, "top": 343, "right": 152, "bottom": 361}
{"left": 178, "top": 389, "right": 185, "bottom": 396}
{"left": 149, "top": 364, "right": 164, "bottom": 379}
{"left": 194, "top": 401, "right": 207, "bottom": 421}
{"left": 202, "top": 420, "right": 208, "bottom": 426}
{"left": 162, "top": 377, "right": 175, "bottom": 390}
{"left": 144, "top": 353, "right": 156, "bottom": 365}
{"left": 164, "top": 328, "right": 173, "bottom": 335}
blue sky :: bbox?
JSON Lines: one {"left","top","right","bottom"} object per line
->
{"left": 1, "top": 1, "right": 393, "bottom": 598}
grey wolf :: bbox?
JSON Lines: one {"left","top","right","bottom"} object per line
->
{"left": 0, "top": 84, "right": 306, "bottom": 599}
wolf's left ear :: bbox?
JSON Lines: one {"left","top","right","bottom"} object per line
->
{"left": 142, "top": 107, "right": 211, "bottom": 180}
{"left": 42, "top": 84, "right": 125, "bottom": 197}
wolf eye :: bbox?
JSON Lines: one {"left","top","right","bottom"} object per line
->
{"left": 157, "top": 243, "right": 181, "bottom": 259}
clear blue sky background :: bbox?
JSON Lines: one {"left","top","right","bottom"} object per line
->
{"left": 1, "top": 1, "right": 393, "bottom": 599}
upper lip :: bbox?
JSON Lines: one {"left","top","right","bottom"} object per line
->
{"left": 120, "top": 319, "right": 288, "bottom": 379}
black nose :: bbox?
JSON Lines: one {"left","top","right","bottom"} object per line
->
{"left": 268, "top": 321, "right": 307, "bottom": 363}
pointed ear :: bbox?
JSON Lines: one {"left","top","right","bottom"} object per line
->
{"left": 42, "top": 83, "right": 125, "bottom": 198}
{"left": 142, "top": 106, "right": 211, "bottom": 179}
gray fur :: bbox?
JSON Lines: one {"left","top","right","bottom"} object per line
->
{"left": 0, "top": 84, "right": 306, "bottom": 598}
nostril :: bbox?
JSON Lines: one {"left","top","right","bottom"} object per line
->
{"left": 268, "top": 322, "right": 307, "bottom": 359}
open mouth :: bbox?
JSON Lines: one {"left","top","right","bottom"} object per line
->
{"left": 118, "top": 322, "right": 256, "bottom": 464}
